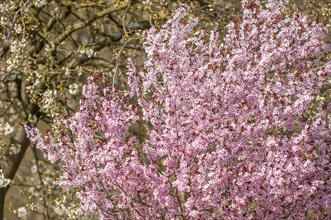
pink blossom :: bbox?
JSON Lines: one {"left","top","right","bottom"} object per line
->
{"left": 26, "top": 1, "right": 331, "bottom": 219}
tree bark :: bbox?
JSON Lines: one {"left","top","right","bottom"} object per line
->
{"left": 0, "top": 126, "right": 31, "bottom": 219}
{"left": 0, "top": 75, "right": 39, "bottom": 219}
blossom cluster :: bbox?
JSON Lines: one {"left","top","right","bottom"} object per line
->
{"left": 0, "top": 122, "right": 14, "bottom": 135}
{"left": 0, "top": 169, "right": 10, "bottom": 188}
{"left": 26, "top": 0, "right": 331, "bottom": 219}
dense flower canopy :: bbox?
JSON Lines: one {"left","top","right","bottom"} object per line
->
{"left": 26, "top": 0, "right": 331, "bottom": 219}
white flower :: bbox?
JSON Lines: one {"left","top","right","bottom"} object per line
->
{"left": 14, "top": 23, "right": 23, "bottom": 34}
{"left": 65, "top": 67, "right": 71, "bottom": 76}
{"left": 0, "top": 123, "right": 14, "bottom": 135}
{"left": 30, "top": 165, "right": 38, "bottom": 174}
{"left": 28, "top": 187, "right": 37, "bottom": 196}
{"left": 69, "top": 83, "right": 79, "bottom": 95}
{"left": 28, "top": 114, "right": 38, "bottom": 123}
{"left": 54, "top": 206, "right": 65, "bottom": 215}
{"left": 34, "top": 0, "right": 47, "bottom": 8}
{"left": 17, "top": 207, "right": 27, "bottom": 218}
{"left": 9, "top": 143, "right": 20, "bottom": 155}
{"left": 0, "top": 169, "right": 10, "bottom": 188}
{"left": 42, "top": 90, "right": 55, "bottom": 110}
{"left": 85, "top": 48, "right": 94, "bottom": 58}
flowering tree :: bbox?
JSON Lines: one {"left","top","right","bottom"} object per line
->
{"left": 26, "top": 0, "right": 331, "bottom": 219}
{"left": 1, "top": 0, "right": 238, "bottom": 218}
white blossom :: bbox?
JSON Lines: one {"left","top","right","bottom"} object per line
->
{"left": 30, "top": 165, "right": 38, "bottom": 174}
{"left": 0, "top": 169, "right": 10, "bottom": 188}
{"left": 17, "top": 207, "right": 27, "bottom": 218}
{"left": 34, "top": 0, "right": 47, "bottom": 8}
{"left": 8, "top": 143, "right": 20, "bottom": 155}
{"left": 0, "top": 122, "right": 14, "bottom": 135}
{"left": 69, "top": 83, "right": 79, "bottom": 95}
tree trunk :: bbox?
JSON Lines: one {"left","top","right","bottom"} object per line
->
{"left": 0, "top": 126, "right": 31, "bottom": 219}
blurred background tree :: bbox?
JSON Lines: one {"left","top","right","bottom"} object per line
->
{"left": 0, "top": 0, "right": 329, "bottom": 219}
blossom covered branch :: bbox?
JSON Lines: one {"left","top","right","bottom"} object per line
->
{"left": 26, "top": 0, "right": 331, "bottom": 219}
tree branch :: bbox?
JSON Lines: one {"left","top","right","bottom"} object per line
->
{"left": 52, "top": 2, "right": 129, "bottom": 49}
